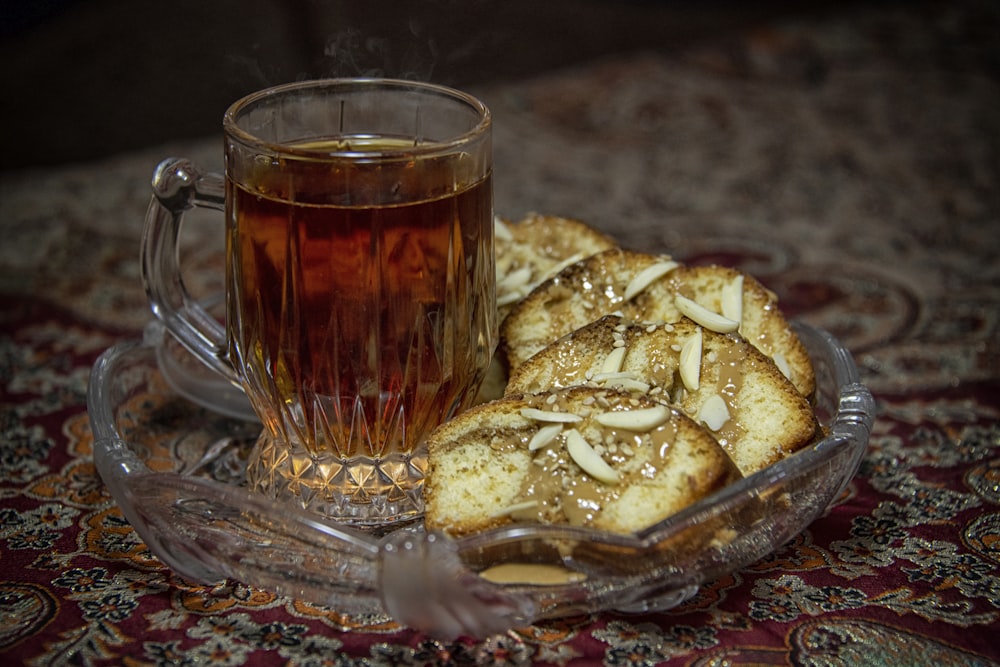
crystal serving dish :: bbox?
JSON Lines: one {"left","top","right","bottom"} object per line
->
{"left": 88, "top": 319, "right": 874, "bottom": 639}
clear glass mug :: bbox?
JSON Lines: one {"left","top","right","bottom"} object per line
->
{"left": 141, "top": 79, "right": 496, "bottom": 526}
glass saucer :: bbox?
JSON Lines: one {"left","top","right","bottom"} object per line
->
{"left": 87, "top": 321, "right": 874, "bottom": 639}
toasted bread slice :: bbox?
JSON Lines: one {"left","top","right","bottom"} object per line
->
{"left": 500, "top": 249, "right": 675, "bottom": 369}
{"left": 501, "top": 248, "right": 814, "bottom": 397}
{"left": 506, "top": 316, "right": 820, "bottom": 475}
{"left": 424, "top": 385, "right": 741, "bottom": 536}
{"left": 495, "top": 214, "right": 618, "bottom": 320}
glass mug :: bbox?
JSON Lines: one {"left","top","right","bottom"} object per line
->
{"left": 142, "top": 79, "right": 496, "bottom": 526}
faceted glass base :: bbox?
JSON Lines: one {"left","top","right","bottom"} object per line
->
{"left": 245, "top": 432, "right": 426, "bottom": 526}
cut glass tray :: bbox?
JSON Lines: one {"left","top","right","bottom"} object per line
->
{"left": 88, "top": 319, "right": 874, "bottom": 638}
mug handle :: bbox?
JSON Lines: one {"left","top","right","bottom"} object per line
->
{"left": 141, "top": 157, "right": 240, "bottom": 385}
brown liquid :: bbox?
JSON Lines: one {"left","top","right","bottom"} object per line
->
{"left": 227, "top": 138, "right": 494, "bottom": 460}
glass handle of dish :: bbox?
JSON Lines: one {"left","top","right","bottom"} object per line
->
{"left": 141, "top": 157, "right": 239, "bottom": 385}
{"left": 379, "top": 532, "right": 537, "bottom": 639}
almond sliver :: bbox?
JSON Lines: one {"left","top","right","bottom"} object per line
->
{"left": 594, "top": 405, "right": 671, "bottom": 431}
{"left": 698, "top": 394, "right": 730, "bottom": 432}
{"left": 675, "top": 295, "right": 740, "bottom": 333}
{"left": 520, "top": 407, "right": 583, "bottom": 423}
{"left": 623, "top": 260, "right": 680, "bottom": 301}
{"left": 721, "top": 275, "right": 744, "bottom": 325}
{"left": 490, "top": 499, "right": 539, "bottom": 517}
{"left": 679, "top": 327, "right": 703, "bottom": 391}
{"left": 528, "top": 423, "right": 564, "bottom": 451}
{"left": 601, "top": 346, "right": 627, "bottom": 374}
{"left": 565, "top": 428, "right": 620, "bottom": 484}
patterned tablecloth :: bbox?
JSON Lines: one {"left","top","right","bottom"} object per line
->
{"left": 2, "top": 2, "right": 999, "bottom": 665}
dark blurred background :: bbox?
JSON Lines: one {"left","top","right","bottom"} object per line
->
{"left": 3, "top": 0, "right": 876, "bottom": 169}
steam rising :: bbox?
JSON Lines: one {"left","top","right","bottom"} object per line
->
{"left": 228, "top": 2, "right": 495, "bottom": 91}
{"left": 317, "top": 1, "right": 493, "bottom": 84}
{"left": 323, "top": 26, "right": 440, "bottom": 82}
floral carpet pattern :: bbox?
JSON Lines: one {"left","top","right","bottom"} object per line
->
{"left": 2, "top": 1, "right": 999, "bottom": 665}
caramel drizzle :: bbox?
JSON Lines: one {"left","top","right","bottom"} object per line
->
{"left": 510, "top": 392, "right": 677, "bottom": 528}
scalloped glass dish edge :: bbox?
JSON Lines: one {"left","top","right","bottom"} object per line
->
{"left": 87, "top": 321, "right": 874, "bottom": 639}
